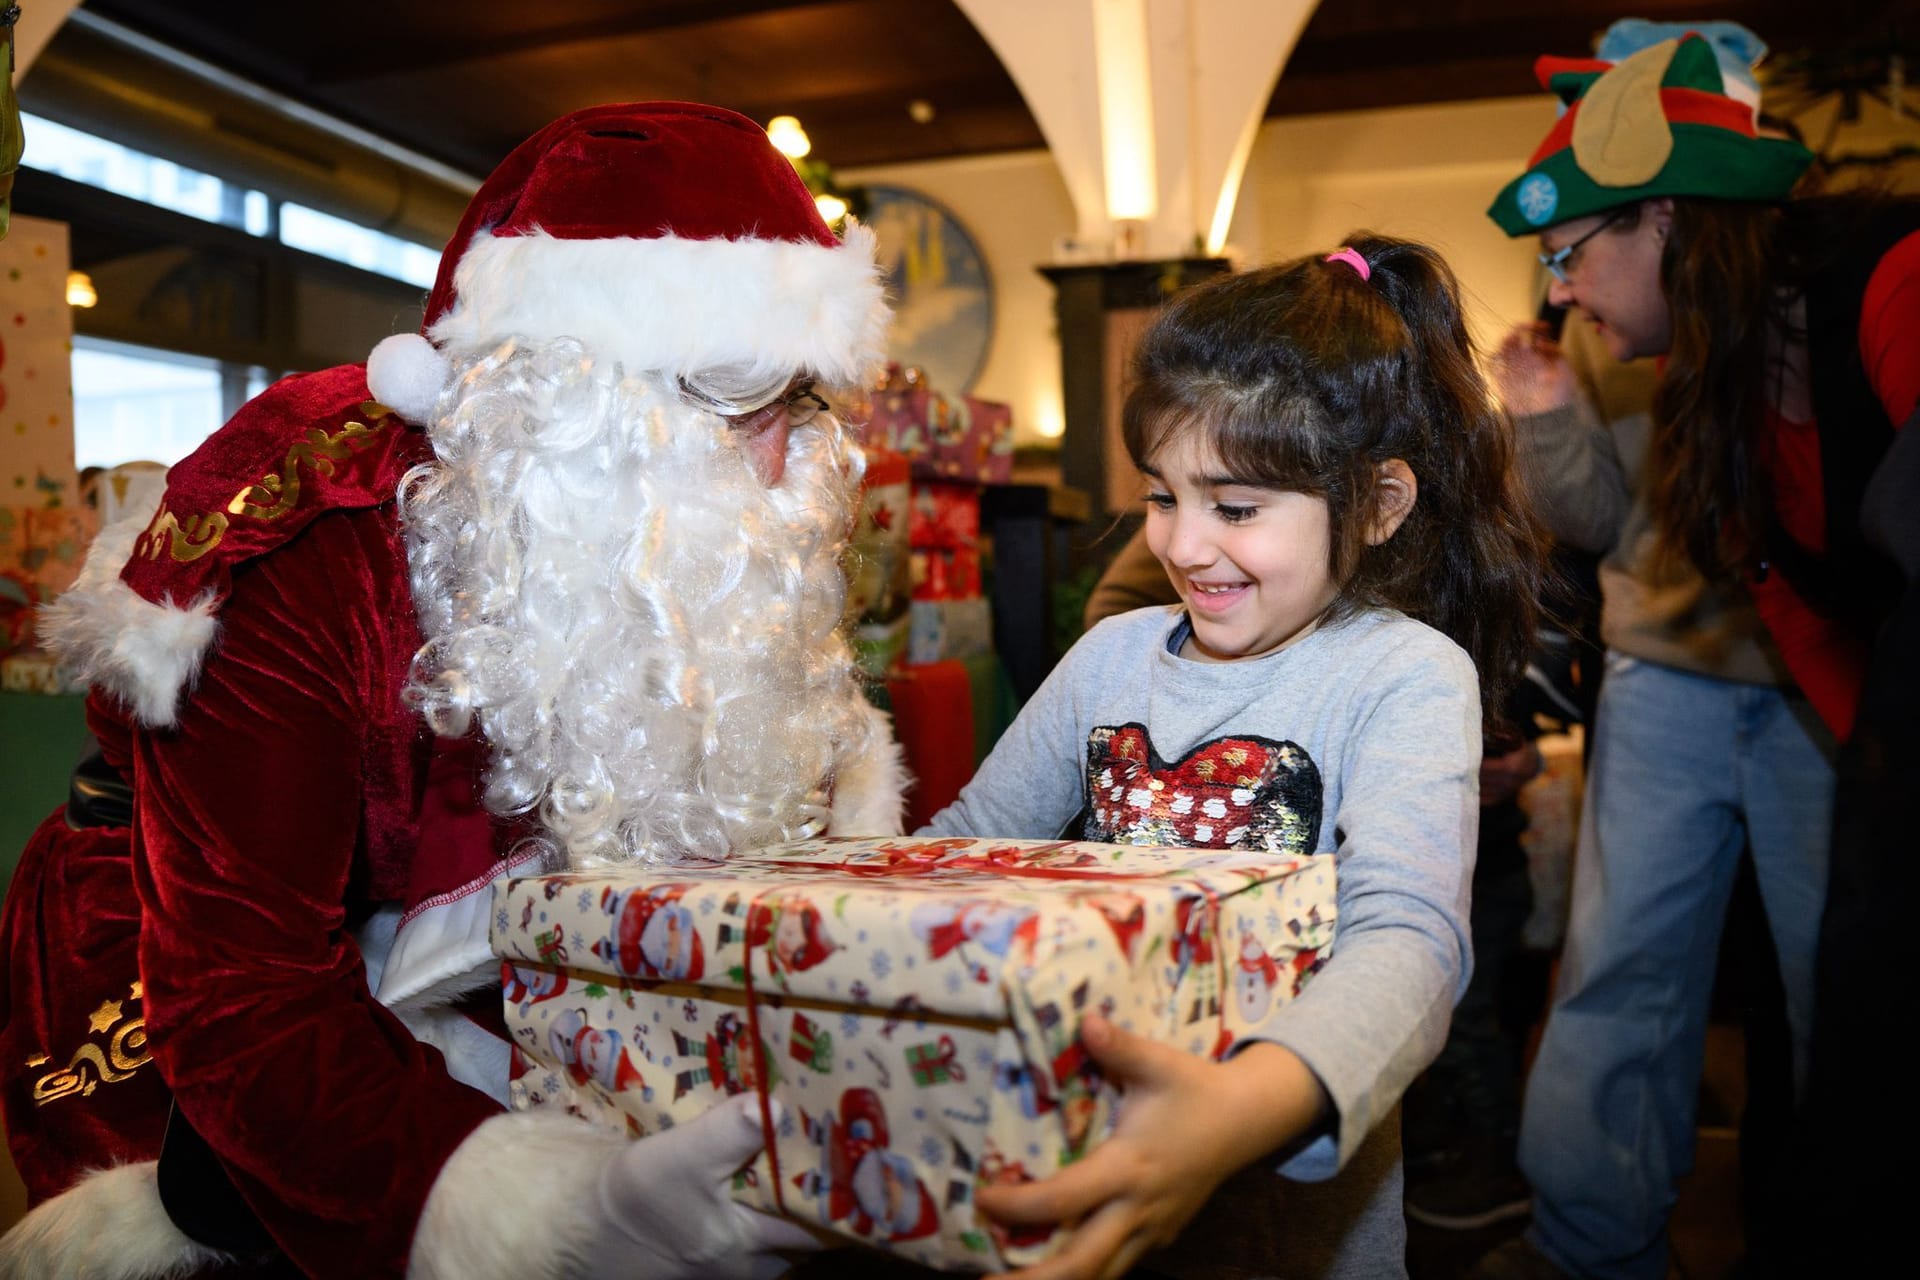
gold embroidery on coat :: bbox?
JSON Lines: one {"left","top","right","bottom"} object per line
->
{"left": 28, "top": 982, "right": 152, "bottom": 1107}
{"left": 132, "top": 402, "right": 396, "bottom": 564}
{"left": 228, "top": 408, "right": 392, "bottom": 520}
{"left": 138, "top": 505, "right": 230, "bottom": 563}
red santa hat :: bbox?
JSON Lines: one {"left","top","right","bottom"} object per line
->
{"left": 367, "top": 101, "right": 889, "bottom": 423}
{"left": 603, "top": 1043, "right": 646, "bottom": 1095}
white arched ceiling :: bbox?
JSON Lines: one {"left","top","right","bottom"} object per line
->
{"left": 955, "top": 0, "right": 1321, "bottom": 259}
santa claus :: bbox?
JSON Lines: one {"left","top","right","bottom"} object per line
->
{"left": 0, "top": 102, "right": 902, "bottom": 1278}
{"left": 749, "top": 892, "right": 840, "bottom": 977}
{"left": 594, "top": 884, "right": 706, "bottom": 981}
{"left": 806, "top": 1088, "right": 938, "bottom": 1243}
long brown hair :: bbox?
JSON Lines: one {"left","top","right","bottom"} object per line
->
{"left": 1642, "top": 198, "right": 1787, "bottom": 576}
{"left": 1121, "top": 235, "right": 1550, "bottom": 729}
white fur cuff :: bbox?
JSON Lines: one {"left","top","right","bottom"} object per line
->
{"left": 38, "top": 506, "right": 217, "bottom": 729}
{"left": 0, "top": 1162, "right": 230, "bottom": 1280}
{"left": 409, "top": 1111, "right": 623, "bottom": 1279}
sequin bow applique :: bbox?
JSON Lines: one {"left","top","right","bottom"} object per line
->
{"left": 1082, "top": 723, "right": 1322, "bottom": 854}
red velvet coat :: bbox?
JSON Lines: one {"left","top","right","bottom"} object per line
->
{"left": 3, "top": 368, "right": 514, "bottom": 1276}
{"left": 2, "top": 364, "right": 906, "bottom": 1278}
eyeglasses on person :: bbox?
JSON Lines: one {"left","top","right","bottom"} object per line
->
{"left": 1538, "top": 209, "right": 1626, "bottom": 285}
{"left": 680, "top": 376, "right": 831, "bottom": 433}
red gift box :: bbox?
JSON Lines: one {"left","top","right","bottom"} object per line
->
{"left": 907, "top": 482, "right": 980, "bottom": 550}
{"left": 911, "top": 546, "right": 983, "bottom": 601}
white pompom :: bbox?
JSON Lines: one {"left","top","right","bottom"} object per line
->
{"left": 366, "top": 333, "right": 452, "bottom": 425}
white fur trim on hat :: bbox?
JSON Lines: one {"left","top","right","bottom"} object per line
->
{"left": 428, "top": 221, "right": 890, "bottom": 389}
{"left": 0, "top": 1161, "right": 232, "bottom": 1280}
{"left": 366, "top": 333, "right": 453, "bottom": 425}
{"left": 38, "top": 504, "right": 219, "bottom": 730}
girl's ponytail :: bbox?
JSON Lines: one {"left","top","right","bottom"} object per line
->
{"left": 1349, "top": 235, "right": 1548, "bottom": 728}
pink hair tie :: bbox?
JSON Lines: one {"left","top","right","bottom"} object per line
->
{"left": 1324, "top": 246, "right": 1371, "bottom": 281}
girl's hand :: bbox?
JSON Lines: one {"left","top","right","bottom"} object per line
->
{"left": 975, "top": 1016, "right": 1328, "bottom": 1280}
{"left": 1491, "top": 321, "right": 1580, "bottom": 417}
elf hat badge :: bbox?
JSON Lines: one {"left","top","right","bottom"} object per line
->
{"left": 1487, "top": 31, "right": 1813, "bottom": 236}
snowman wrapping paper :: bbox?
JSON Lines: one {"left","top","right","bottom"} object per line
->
{"left": 491, "top": 835, "right": 1335, "bottom": 1270}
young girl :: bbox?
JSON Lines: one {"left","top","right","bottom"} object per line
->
{"left": 920, "top": 236, "right": 1546, "bottom": 1279}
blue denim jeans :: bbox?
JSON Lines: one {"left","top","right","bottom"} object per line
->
{"left": 1520, "top": 655, "right": 1834, "bottom": 1279}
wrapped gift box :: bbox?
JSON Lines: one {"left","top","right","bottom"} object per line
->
{"left": 0, "top": 505, "right": 99, "bottom": 655}
{"left": 907, "top": 482, "right": 980, "bottom": 551}
{"left": 911, "top": 546, "right": 983, "bottom": 602}
{"left": 908, "top": 597, "right": 992, "bottom": 663}
{"left": 915, "top": 396, "right": 1013, "bottom": 486}
{"left": 492, "top": 835, "right": 1336, "bottom": 1272}
{"left": 861, "top": 367, "right": 1015, "bottom": 487}
{"left": 847, "top": 448, "right": 912, "bottom": 634}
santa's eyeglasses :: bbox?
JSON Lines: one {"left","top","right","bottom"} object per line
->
{"left": 725, "top": 382, "right": 830, "bottom": 434}
{"left": 681, "top": 375, "right": 830, "bottom": 433}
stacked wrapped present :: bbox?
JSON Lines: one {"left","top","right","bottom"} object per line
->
{"left": 493, "top": 834, "right": 1336, "bottom": 1271}
{"left": 857, "top": 364, "right": 1013, "bottom": 667}
{"left": 0, "top": 503, "right": 95, "bottom": 693}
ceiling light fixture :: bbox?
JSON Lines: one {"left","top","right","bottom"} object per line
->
{"left": 907, "top": 100, "right": 936, "bottom": 125}
{"left": 66, "top": 270, "right": 98, "bottom": 308}
{"left": 813, "top": 192, "right": 849, "bottom": 225}
{"left": 766, "top": 115, "right": 811, "bottom": 159}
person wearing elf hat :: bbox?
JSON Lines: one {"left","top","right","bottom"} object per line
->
{"left": 0, "top": 101, "right": 905, "bottom": 1279}
{"left": 1475, "top": 20, "right": 1920, "bottom": 1280}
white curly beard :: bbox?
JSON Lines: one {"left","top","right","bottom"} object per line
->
{"left": 399, "top": 337, "right": 876, "bottom": 867}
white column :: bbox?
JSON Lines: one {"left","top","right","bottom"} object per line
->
{"left": 955, "top": 0, "right": 1321, "bottom": 259}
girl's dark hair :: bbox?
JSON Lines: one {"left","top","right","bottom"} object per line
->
{"left": 1121, "top": 235, "right": 1549, "bottom": 728}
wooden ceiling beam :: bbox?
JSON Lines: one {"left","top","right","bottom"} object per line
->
{"left": 314, "top": 0, "right": 847, "bottom": 83}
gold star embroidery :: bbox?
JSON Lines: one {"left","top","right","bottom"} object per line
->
{"left": 129, "top": 981, "right": 144, "bottom": 1002}
{"left": 88, "top": 1000, "right": 124, "bottom": 1034}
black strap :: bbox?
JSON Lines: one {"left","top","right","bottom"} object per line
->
{"left": 157, "top": 1103, "right": 281, "bottom": 1256}
{"left": 64, "top": 737, "right": 133, "bottom": 829}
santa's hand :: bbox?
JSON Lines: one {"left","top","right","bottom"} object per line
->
{"left": 974, "top": 1017, "right": 1326, "bottom": 1280}
{"left": 1490, "top": 321, "right": 1580, "bottom": 418}
{"left": 582, "top": 1095, "right": 820, "bottom": 1280}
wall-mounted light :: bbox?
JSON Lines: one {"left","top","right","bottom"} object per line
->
{"left": 766, "top": 115, "right": 812, "bottom": 159}
{"left": 813, "top": 192, "right": 849, "bottom": 225}
{"left": 66, "top": 270, "right": 98, "bottom": 308}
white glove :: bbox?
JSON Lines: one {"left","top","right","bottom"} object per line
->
{"left": 574, "top": 1095, "right": 820, "bottom": 1280}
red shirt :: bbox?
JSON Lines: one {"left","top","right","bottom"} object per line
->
{"left": 1752, "top": 229, "right": 1920, "bottom": 741}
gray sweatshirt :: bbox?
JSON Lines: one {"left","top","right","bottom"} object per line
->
{"left": 921, "top": 605, "right": 1480, "bottom": 1276}
{"left": 1513, "top": 399, "right": 1785, "bottom": 685}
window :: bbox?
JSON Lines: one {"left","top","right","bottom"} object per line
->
{"left": 280, "top": 203, "right": 439, "bottom": 288}
{"left": 22, "top": 111, "right": 434, "bottom": 284}
{"left": 71, "top": 338, "right": 271, "bottom": 470}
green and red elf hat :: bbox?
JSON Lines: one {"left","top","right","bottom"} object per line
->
{"left": 1487, "top": 32, "right": 1813, "bottom": 236}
